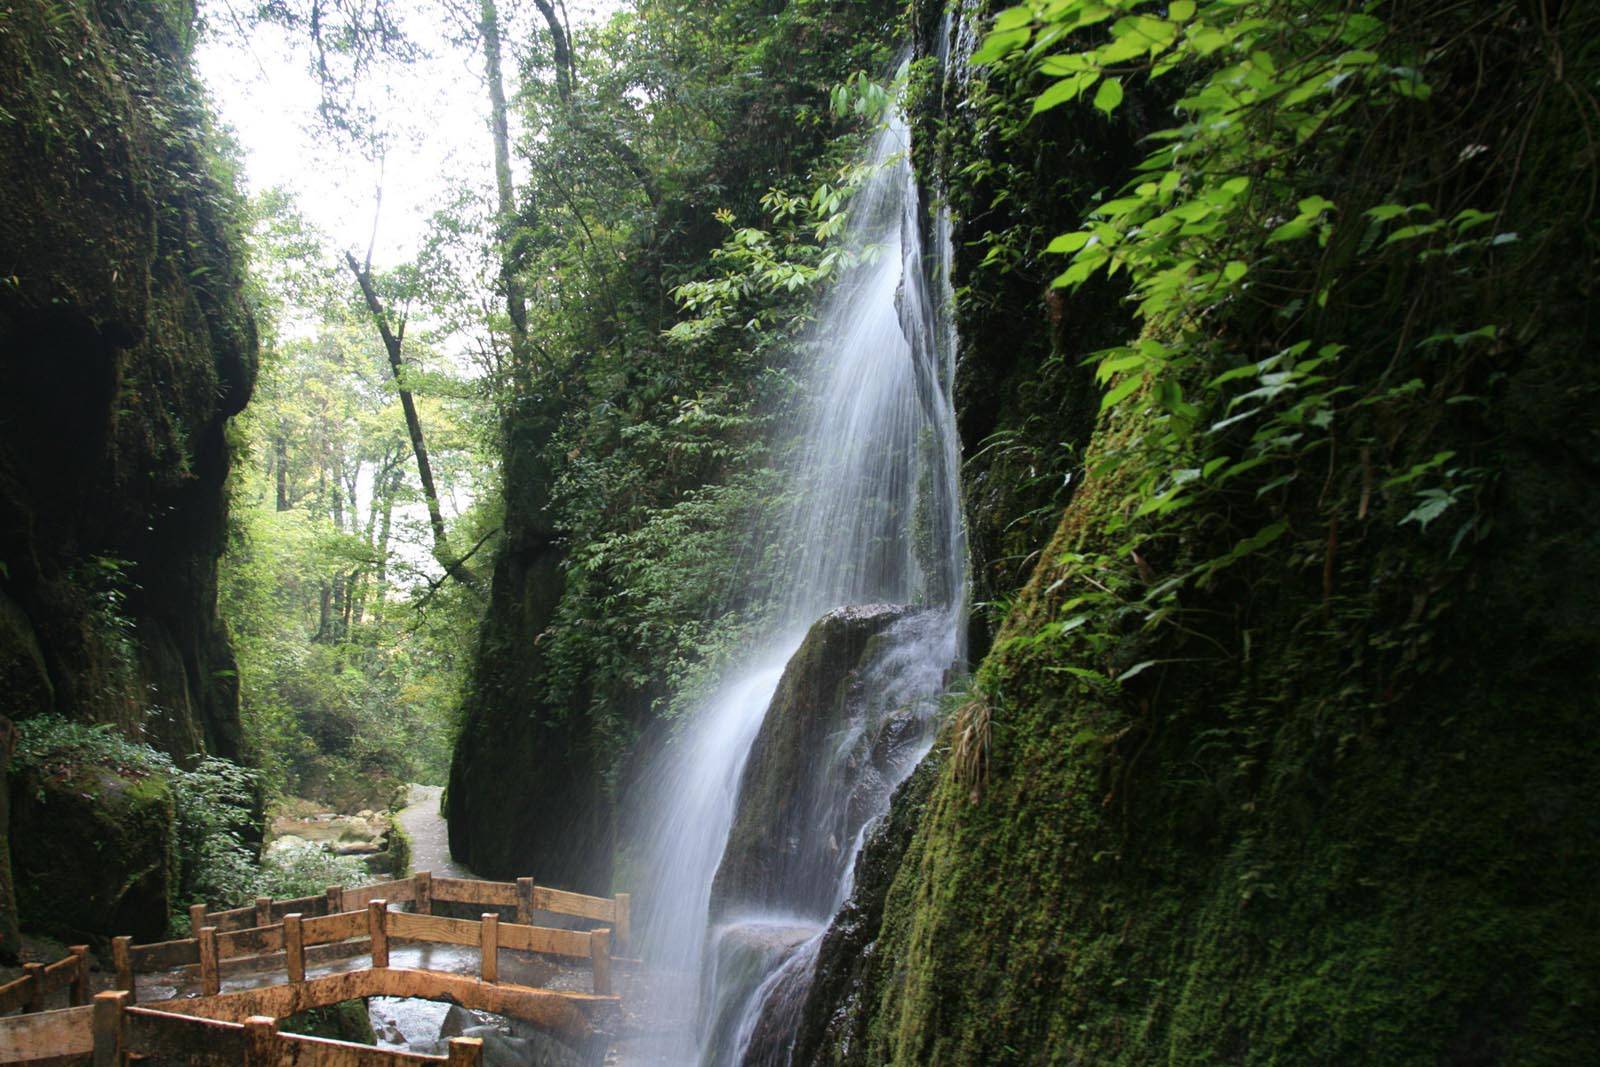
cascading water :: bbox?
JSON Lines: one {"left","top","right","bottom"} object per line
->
{"left": 628, "top": 83, "right": 966, "bottom": 1066}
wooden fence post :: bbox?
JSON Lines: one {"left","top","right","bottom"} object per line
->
{"left": 244, "top": 1015, "right": 277, "bottom": 1066}
{"left": 613, "top": 892, "right": 632, "bottom": 953}
{"left": 92, "top": 990, "right": 127, "bottom": 1067}
{"left": 368, "top": 900, "right": 389, "bottom": 968}
{"left": 590, "top": 927, "right": 612, "bottom": 996}
{"left": 255, "top": 896, "right": 273, "bottom": 929}
{"left": 480, "top": 913, "right": 498, "bottom": 984}
{"left": 198, "top": 926, "right": 220, "bottom": 996}
{"left": 69, "top": 944, "right": 90, "bottom": 1006}
{"left": 189, "top": 903, "right": 208, "bottom": 934}
{"left": 22, "top": 961, "right": 44, "bottom": 1012}
{"left": 326, "top": 884, "right": 344, "bottom": 916}
{"left": 111, "top": 936, "right": 135, "bottom": 1004}
{"left": 284, "top": 913, "right": 305, "bottom": 983}
{"left": 516, "top": 877, "right": 534, "bottom": 925}
{"left": 447, "top": 1036, "right": 484, "bottom": 1066}
{"left": 414, "top": 870, "right": 433, "bottom": 915}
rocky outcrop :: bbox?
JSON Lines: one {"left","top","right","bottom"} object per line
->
{"left": 710, "top": 604, "right": 917, "bottom": 921}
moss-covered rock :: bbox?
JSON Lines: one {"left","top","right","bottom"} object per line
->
{"left": 711, "top": 604, "right": 915, "bottom": 921}
{"left": 283, "top": 1000, "right": 376, "bottom": 1045}
{"left": 8, "top": 761, "right": 176, "bottom": 944}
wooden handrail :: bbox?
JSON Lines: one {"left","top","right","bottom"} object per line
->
{"left": 187, "top": 871, "right": 629, "bottom": 945}
{"left": 0, "top": 945, "right": 90, "bottom": 1015}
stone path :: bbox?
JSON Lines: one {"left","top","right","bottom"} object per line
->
{"left": 395, "top": 783, "right": 471, "bottom": 879}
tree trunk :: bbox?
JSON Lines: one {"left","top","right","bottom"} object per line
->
{"left": 344, "top": 252, "right": 481, "bottom": 591}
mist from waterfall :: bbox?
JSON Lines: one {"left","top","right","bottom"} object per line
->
{"left": 626, "top": 89, "right": 966, "bottom": 1065}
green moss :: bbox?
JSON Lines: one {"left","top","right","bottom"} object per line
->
{"left": 282, "top": 1000, "right": 376, "bottom": 1044}
{"left": 799, "top": 2, "right": 1600, "bottom": 1063}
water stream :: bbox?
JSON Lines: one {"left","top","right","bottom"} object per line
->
{"left": 629, "top": 88, "right": 967, "bottom": 1066}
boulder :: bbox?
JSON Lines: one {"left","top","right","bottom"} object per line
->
{"left": 709, "top": 604, "right": 941, "bottom": 921}
{"left": 8, "top": 761, "right": 176, "bottom": 943}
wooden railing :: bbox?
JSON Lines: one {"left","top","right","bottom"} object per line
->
{"left": 0, "top": 945, "right": 89, "bottom": 1014}
{"left": 187, "top": 870, "right": 630, "bottom": 947}
{"left": 0, "top": 871, "right": 630, "bottom": 1064}
{"left": 112, "top": 899, "right": 615, "bottom": 1002}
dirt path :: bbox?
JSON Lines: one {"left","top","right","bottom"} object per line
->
{"left": 395, "top": 784, "right": 472, "bottom": 879}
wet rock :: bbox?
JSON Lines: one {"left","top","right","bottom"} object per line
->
{"left": 709, "top": 604, "right": 940, "bottom": 921}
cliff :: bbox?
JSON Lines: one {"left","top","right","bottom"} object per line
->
{"left": 0, "top": 0, "right": 257, "bottom": 952}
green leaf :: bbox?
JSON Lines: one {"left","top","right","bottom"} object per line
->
{"left": 1100, "top": 372, "right": 1144, "bottom": 412}
{"left": 1168, "top": 0, "right": 1196, "bottom": 21}
{"left": 1093, "top": 76, "right": 1125, "bottom": 115}
{"left": 1032, "top": 72, "right": 1100, "bottom": 114}
{"left": 1046, "top": 231, "right": 1094, "bottom": 254}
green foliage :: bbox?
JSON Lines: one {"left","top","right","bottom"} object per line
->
{"left": 12, "top": 716, "right": 260, "bottom": 913}
{"left": 257, "top": 841, "right": 369, "bottom": 899}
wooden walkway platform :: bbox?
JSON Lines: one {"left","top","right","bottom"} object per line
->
{"left": 0, "top": 872, "right": 630, "bottom": 1065}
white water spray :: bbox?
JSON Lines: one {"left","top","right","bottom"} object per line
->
{"left": 628, "top": 95, "right": 966, "bottom": 1066}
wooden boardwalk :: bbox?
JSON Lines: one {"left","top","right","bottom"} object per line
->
{"left": 0, "top": 872, "right": 631, "bottom": 1065}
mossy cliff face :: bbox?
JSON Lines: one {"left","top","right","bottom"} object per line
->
{"left": 0, "top": 1, "right": 256, "bottom": 949}
{"left": 797, "top": 3, "right": 1600, "bottom": 1063}
{"left": 0, "top": 2, "right": 255, "bottom": 755}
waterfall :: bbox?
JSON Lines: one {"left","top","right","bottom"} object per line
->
{"left": 627, "top": 89, "right": 966, "bottom": 1066}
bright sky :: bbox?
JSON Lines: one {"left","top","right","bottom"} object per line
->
{"left": 195, "top": 0, "right": 623, "bottom": 268}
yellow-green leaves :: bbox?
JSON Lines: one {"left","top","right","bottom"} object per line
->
{"left": 1093, "top": 76, "right": 1124, "bottom": 114}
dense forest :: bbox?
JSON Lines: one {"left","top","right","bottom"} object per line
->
{"left": 1, "top": 0, "right": 1596, "bottom": 1063}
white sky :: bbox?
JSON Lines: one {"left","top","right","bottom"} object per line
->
{"left": 195, "top": 0, "right": 623, "bottom": 268}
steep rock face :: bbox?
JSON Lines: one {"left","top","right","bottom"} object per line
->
{"left": 0, "top": 1, "right": 255, "bottom": 753}
{"left": 0, "top": 1, "right": 256, "bottom": 948}
{"left": 710, "top": 604, "right": 915, "bottom": 921}
{"left": 798, "top": 2, "right": 1600, "bottom": 1063}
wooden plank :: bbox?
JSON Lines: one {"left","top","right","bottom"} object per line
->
{"left": 279, "top": 1030, "right": 453, "bottom": 1066}
{"left": 589, "top": 929, "right": 612, "bottom": 996}
{"left": 303, "top": 908, "right": 367, "bottom": 946}
{"left": 152, "top": 966, "right": 613, "bottom": 1046}
{"left": 369, "top": 901, "right": 390, "bottom": 968}
{"left": 245, "top": 1015, "right": 276, "bottom": 1064}
{"left": 327, "top": 884, "right": 345, "bottom": 916}
{"left": 388, "top": 911, "right": 479, "bottom": 947}
{"left": 42, "top": 950, "right": 81, "bottom": 994}
{"left": 284, "top": 914, "right": 306, "bottom": 984}
{"left": 432, "top": 878, "right": 518, "bottom": 907}
{"left": 344, "top": 879, "right": 414, "bottom": 909}
{"left": 480, "top": 914, "right": 498, "bottom": 984}
{"left": 532, "top": 886, "right": 615, "bottom": 922}
{"left": 414, "top": 870, "right": 433, "bottom": 915}
{"left": 206, "top": 904, "right": 259, "bottom": 934}
{"left": 69, "top": 945, "right": 90, "bottom": 1007}
{"left": 0, "top": 1004, "right": 93, "bottom": 1060}
{"left": 496, "top": 921, "right": 591, "bottom": 959}
{"left": 255, "top": 897, "right": 273, "bottom": 929}
{"left": 121, "top": 1005, "right": 248, "bottom": 1061}
{"left": 268, "top": 893, "right": 325, "bottom": 922}
{"left": 91, "top": 991, "right": 125, "bottom": 1067}
{"left": 110, "top": 937, "right": 134, "bottom": 1004}
{"left": 189, "top": 902, "right": 209, "bottom": 933}
{"left": 447, "top": 1037, "right": 484, "bottom": 1066}
{"left": 22, "top": 963, "right": 44, "bottom": 1012}
{"left": 0, "top": 973, "right": 32, "bottom": 1014}
{"left": 216, "top": 921, "right": 285, "bottom": 961}
{"left": 198, "top": 926, "right": 220, "bottom": 997}
{"left": 128, "top": 935, "right": 200, "bottom": 972}
{"left": 216, "top": 936, "right": 373, "bottom": 978}
{"left": 516, "top": 878, "right": 534, "bottom": 925}
{"left": 613, "top": 894, "right": 631, "bottom": 952}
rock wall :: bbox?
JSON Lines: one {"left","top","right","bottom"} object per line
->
{"left": 796, "top": 2, "right": 1600, "bottom": 1062}
{"left": 0, "top": 0, "right": 256, "bottom": 952}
